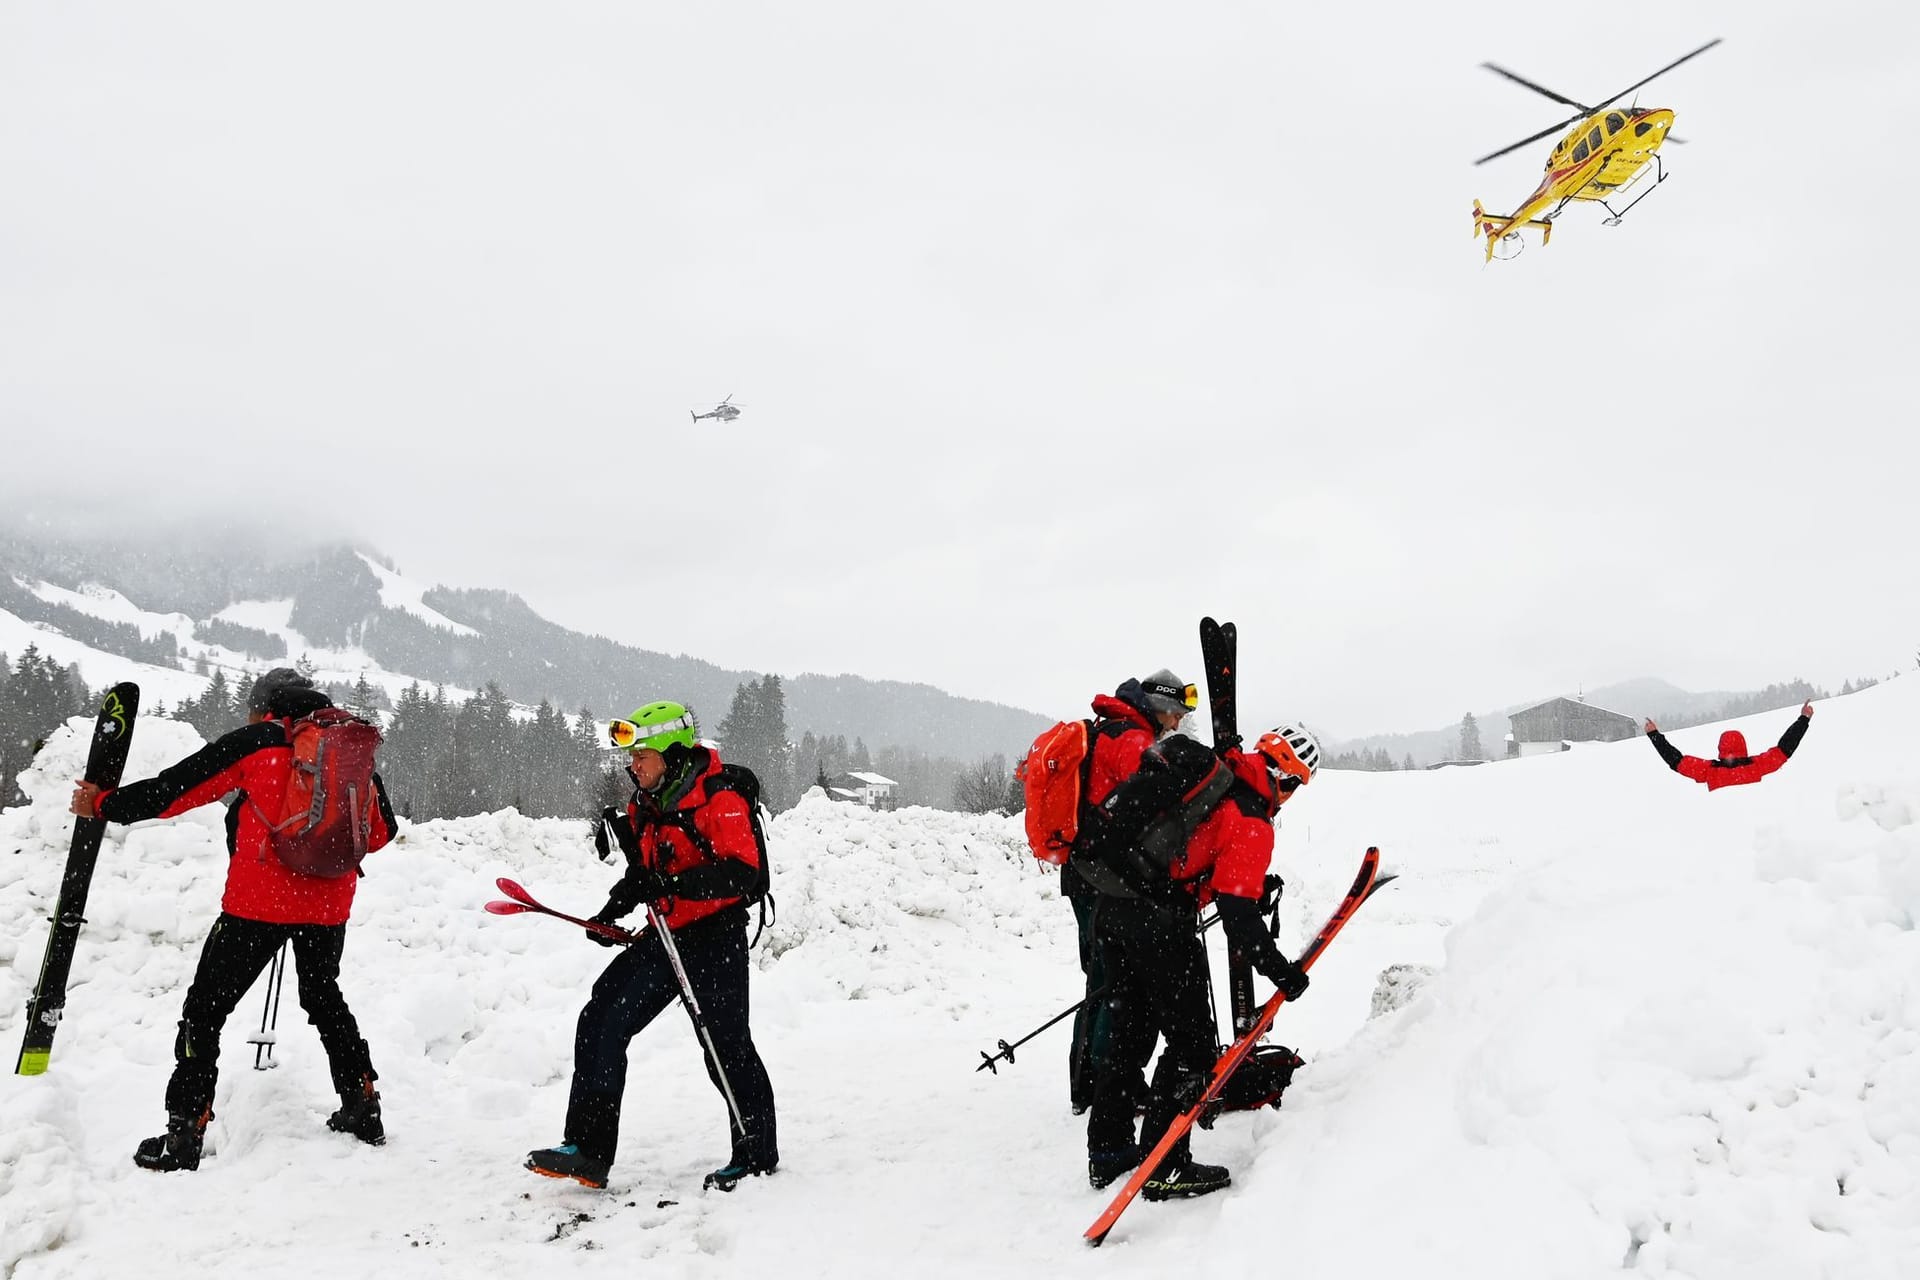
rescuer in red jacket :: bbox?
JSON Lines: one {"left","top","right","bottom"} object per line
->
{"left": 69, "top": 667, "right": 396, "bottom": 1172}
{"left": 1644, "top": 702, "right": 1813, "bottom": 790}
{"left": 1066, "top": 670, "right": 1194, "bottom": 1113}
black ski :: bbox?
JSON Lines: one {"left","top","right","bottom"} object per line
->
{"left": 16, "top": 682, "right": 140, "bottom": 1076}
{"left": 1199, "top": 617, "right": 1257, "bottom": 1035}
{"left": 1198, "top": 616, "right": 1238, "bottom": 752}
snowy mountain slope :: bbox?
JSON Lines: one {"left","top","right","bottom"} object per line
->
{"left": 0, "top": 531, "right": 1054, "bottom": 763}
{"left": 0, "top": 606, "right": 206, "bottom": 708}
{"left": 2, "top": 679, "right": 1916, "bottom": 1278}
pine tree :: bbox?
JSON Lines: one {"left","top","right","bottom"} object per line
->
{"left": 1459, "top": 713, "right": 1484, "bottom": 761}
{"left": 347, "top": 672, "right": 383, "bottom": 725}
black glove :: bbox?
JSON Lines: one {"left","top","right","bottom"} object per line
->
{"left": 591, "top": 809, "right": 622, "bottom": 863}
{"left": 587, "top": 906, "right": 626, "bottom": 948}
{"left": 1265, "top": 952, "right": 1309, "bottom": 1001}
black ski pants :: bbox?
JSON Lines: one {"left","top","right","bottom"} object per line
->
{"left": 1086, "top": 895, "right": 1215, "bottom": 1169}
{"left": 564, "top": 907, "right": 777, "bottom": 1170}
{"left": 1065, "top": 864, "right": 1121, "bottom": 1112}
{"left": 166, "top": 912, "right": 376, "bottom": 1118}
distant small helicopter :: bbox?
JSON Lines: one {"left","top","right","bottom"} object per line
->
{"left": 1472, "top": 38, "right": 1720, "bottom": 261}
{"left": 691, "top": 394, "right": 742, "bottom": 424}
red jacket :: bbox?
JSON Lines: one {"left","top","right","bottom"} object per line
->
{"left": 1649, "top": 714, "right": 1810, "bottom": 791}
{"left": 96, "top": 710, "right": 396, "bottom": 926}
{"left": 1167, "top": 748, "right": 1280, "bottom": 903}
{"left": 614, "top": 746, "right": 762, "bottom": 931}
{"left": 1086, "top": 694, "right": 1160, "bottom": 807}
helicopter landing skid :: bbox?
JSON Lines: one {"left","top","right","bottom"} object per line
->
{"left": 1601, "top": 154, "right": 1667, "bottom": 226}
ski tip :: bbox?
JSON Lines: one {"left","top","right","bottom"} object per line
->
{"left": 17, "top": 1049, "right": 50, "bottom": 1077}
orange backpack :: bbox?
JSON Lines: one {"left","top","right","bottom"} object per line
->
{"left": 251, "top": 708, "right": 388, "bottom": 879}
{"left": 1017, "top": 719, "right": 1096, "bottom": 865}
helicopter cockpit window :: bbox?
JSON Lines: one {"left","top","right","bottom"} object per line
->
{"left": 1606, "top": 112, "right": 1626, "bottom": 134}
{"left": 1572, "top": 138, "right": 1590, "bottom": 162}
{"left": 1587, "top": 125, "right": 1603, "bottom": 150}
{"left": 1635, "top": 120, "right": 1653, "bottom": 137}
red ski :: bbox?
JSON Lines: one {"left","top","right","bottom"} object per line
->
{"left": 1085, "top": 846, "right": 1395, "bottom": 1246}
{"left": 484, "top": 877, "right": 634, "bottom": 943}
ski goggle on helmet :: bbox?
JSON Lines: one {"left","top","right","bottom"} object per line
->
{"left": 1255, "top": 724, "right": 1322, "bottom": 786}
{"left": 605, "top": 701, "right": 698, "bottom": 753}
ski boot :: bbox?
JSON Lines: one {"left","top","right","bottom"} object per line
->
{"left": 703, "top": 1152, "right": 778, "bottom": 1191}
{"left": 1141, "top": 1158, "right": 1231, "bottom": 1201}
{"left": 1088, "top": 1148, "right": 1142, "bottom": 1190}
{"left": 525, "top": 1143, "right": 610, "bottom": 1190}
{"left": 134, "top": 1110, "right": 210, "bottom": 1172}
{"left": 326, "top": 1074, "right": 385, "bottom": 1146}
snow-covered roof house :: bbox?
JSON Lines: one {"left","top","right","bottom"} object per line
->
{"left": 1506, "top": 696, "right": 1640, "bottom": 758}
{"left": 838, "top": 770, "right": 897, "bottom": 809}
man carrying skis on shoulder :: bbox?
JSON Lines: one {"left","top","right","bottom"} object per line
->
{"left": 69, "top": 667, "right": 396, "bottom": 1172}
{"left": 526, "top": 700, "right": 778, "bottom": 1192}
{"left": 1072, "top": 722, "right": 1321, "bottom": 1200}
{"left": 1644, "top": 701, "right": 1812, "bottom": 790}
{"left": 1062, "top": 670, "right": 1195, "bottom": 1114}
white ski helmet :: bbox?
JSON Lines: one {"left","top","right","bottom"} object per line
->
{"left": 1255, "top": 723, "right": 1321, "bottom": 785}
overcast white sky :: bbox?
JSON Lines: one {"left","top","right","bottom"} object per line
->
{"left": 3, "top": 1, "right": 1915, "bottom": 738}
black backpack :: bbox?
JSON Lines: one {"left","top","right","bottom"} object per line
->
{"left": 653, "top": 762, "right": 775, "bottom": 939}
{"left": 1071, "top": 735, "right": 1237, "bottom": 901}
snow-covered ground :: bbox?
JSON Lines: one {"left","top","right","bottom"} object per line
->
{"left": 3, "top": 677, "right": 1917, "bottom": 1278}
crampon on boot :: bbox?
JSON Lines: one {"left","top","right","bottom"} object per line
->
{"left": 134, "top": 1110, "right": 210, "bottom": 1172}
{"left": 326, "top": 1074, "right": 385, "bottom": 1146}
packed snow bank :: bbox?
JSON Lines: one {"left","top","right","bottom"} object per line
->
{"left": 0, "top": 719, "right": 1066, "bottom": 1278}
{"left": 2, "top": 679, "right": 1917, "bottom": 1278}
{"left": 1225, "top": 677, "right": 1920, "bottom": 1280}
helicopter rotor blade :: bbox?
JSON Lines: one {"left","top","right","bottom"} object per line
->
{"left": 1474, "top": 110, "right": 1587, "bottom": 166}
{"left": 1479, "top": 62, "right": 1592, "bottom": 111}
{"left": 1591, "top": 38, "right": 1722, "bottom": 112}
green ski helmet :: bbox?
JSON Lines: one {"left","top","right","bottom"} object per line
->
{"left": 609, "top": 700, "right": 698, "bottom": 753}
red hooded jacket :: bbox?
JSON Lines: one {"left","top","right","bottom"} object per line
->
{"left": 95, "top": 704, "right": 397, "bottom": 926}
{"left": 1086, "top": 694, "right": 1160, "bottom": 808}
{"left": 1648, "top": 713, "right": 1810, "bottom": 791}
{"left": 611, "top": 746, "right": 762, "bottom": 931}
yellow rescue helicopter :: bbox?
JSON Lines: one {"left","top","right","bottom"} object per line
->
{"left": 1472, "top": 38, "right": 1720, "bottom": 261}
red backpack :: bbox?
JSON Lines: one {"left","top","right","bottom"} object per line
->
{"left": 1016, "top": 720, "right": 1095, "bottom": 866}
{"left": 252, "top": 708, "right": 387, "bottom": 879}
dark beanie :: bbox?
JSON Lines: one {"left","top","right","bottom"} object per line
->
{"left": 248, "top": 667, "right": 315, "bottom": 714}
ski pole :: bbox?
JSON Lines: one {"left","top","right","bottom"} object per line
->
{"left": 976, "top": 982, "right": 1110, "bottom": 1074}
{"left": 644, "top": 902, "right": 749, "bottom": 1147}
{"left": 978, "top": 909, "right": 1226, "bottom": 1073}
{"left": 249, "top": 941, "right": 288, "bottom": 1070}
